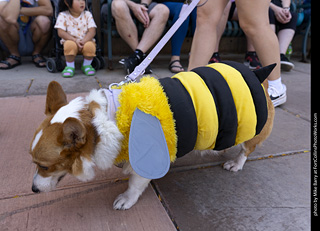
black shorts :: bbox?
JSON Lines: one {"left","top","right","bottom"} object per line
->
{"left": 269, "top": 0, "right": 298, "bottom": 31}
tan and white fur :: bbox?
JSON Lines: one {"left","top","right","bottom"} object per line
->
{"left": 30, "top": 81, "right": 274, "bottom": 210}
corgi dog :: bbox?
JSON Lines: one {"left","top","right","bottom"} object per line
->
{"left": 30, "top": 62, "right": 275, "bottom": 210}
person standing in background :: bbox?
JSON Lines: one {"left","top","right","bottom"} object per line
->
{"left": 188, "top": 0, "right": 287, "bottom": 107}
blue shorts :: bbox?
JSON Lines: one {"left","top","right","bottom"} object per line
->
{"left": 0, "top": 25, "right": 34, "bottom": 56}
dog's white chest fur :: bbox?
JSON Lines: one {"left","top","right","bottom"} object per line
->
{"left": 81, "top": 90, "right": 123, "bottom": 177}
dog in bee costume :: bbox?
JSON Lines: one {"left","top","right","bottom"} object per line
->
{"left": 29, "top": 60, "right": 275, "bottom": 210}
{"left": 107, "top": 61, "right": 275, "bottom": 182}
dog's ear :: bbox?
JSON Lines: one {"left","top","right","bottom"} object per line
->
{"left": 62, "top": 118, "right": 87, "bottom": 149}
{"left": 45, "top": 81, "right": 67, "bottom": 116}
{"left": 253, "top": 63, "right": 277, "bottom": 83}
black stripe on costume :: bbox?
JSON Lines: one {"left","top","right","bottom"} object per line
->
{"left": 222, "top": 61, "right": 268, "bottom": 135}
{"left": 159, "top": 77, "right": 198, "bottom": 157}
{"left": 192, "top": 67, "right": 238, "bottom": 151}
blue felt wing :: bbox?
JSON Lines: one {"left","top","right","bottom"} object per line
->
{"left": 129, "top": 108, "right": 170, "bottom": 179}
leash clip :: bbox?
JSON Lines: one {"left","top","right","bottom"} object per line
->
{"left": 118, "top": 75, "right": 135, "bottom": 87}
{"left": 108, "top": 74, "right": 138, "bottom": 91}
{"left": 110, "top": 68, "right": 145, "bottom": 89}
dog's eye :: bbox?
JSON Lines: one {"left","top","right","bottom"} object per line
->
{"left": 38, "top": 165, "right": 49, "bottom": 170}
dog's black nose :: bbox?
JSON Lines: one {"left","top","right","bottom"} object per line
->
{"left": 32, "top": 185, "right": 40, "bottom": 193}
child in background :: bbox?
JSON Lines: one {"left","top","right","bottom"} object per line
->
{"left": 55, "top": 0, "right": 97, "bottom": 77}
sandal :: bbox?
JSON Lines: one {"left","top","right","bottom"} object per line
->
{"left": 0, "top": 55, "right": 21, "bottom": 70}
{"left": 62, "top": 66, "right": 75, "bottom": 78}
{"left": 169, "top": 60, "right": 184, "bottom": 73}
{"left": 32, "top": 54, "right": 46, "bottom": 68}
{"left": 81, "top": 65, "right": 96, "bottom": 76}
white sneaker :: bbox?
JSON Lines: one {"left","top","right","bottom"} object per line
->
{"left": 268, "top": 83, "right": 287, "bottom": 107}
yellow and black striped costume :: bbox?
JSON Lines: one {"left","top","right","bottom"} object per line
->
{"left": 114, "top": 61, "right": 271, "bottom": 164}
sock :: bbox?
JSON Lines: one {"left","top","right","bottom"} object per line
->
{"left": 134, "top": 49, "right": 144, "bottom": 60}
{"left": 83, "top": 58, "right": 92, "bottom": 66}
{"left": 66, "top": 61, "right": 75, "bottom": 69}
{"left": 268, "top": 77, "right": 283, "bottom": 91}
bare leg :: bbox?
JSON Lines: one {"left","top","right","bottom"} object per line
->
{"left": 31, "top": 16, "right": 51, "bottom": 55}
{"left": 136, "top": 4, "right": 169, "bottom": 53}
{"left": 246, "top": 37, "right": 255, "bottom": 52}
{"left": 188, "top": 0, "right": 229, "bottom": 70}
{"left": 112, "top": 0, "right": 139, "bottom": 51}
{"left": 30, "top": 16, "right": 51, "bottom": 67}
{"left": 236, "top": 0, "right": 280, "bottom": 81}
{"left": 215, "top": 1, "right": 231, "bottom": 52}
{"left": 0, "top": 17, "right": 20, "bottom": 67}
{"left": 65, "top": 55, "right": 75, "bottom": 62}
{"left": 278, "top": 29, "right": 295, "bottom": 54}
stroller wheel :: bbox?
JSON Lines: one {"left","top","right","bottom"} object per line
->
{"left": 92, "top": 57, "right": 101, "bottom": 70}
{"left": 46, "top": 58, "right": 57, "bottom": 73}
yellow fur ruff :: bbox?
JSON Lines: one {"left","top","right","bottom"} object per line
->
{"left": 114, "top": 77, "right": 177, "bottom": 164}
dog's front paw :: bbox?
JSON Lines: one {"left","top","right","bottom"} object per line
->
{"left": 223, "top": 160, "right": 243, "bottom": 172}
{"left": 113, "top": 192, "right": 138, "bottom": 210}
{"left": 223, "top": 153, "right": 247, "bottom": 172}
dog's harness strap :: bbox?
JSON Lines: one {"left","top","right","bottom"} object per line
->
{"left": 102, "top": 88, "right": 121, "bottom": 122}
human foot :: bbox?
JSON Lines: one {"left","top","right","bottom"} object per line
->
{"left": 169, "top": 60, "right": 184, "bottom": 73}
{"left": 0, "top": 55, "right": 21, "bottom": 69}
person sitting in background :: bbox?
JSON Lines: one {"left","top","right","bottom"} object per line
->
{"left": 55, "top": 0, "right": 97, "bottom": 77}
{"left": 110, "top": 0, "right": 169, "bottom": 74}
{"left": 158, "top": 0, "right": 196, "bottom": 73}
{"left": 0, "top": 0, "right": 52, "bottom": 69}
{"left": 269, "top": 0, "right": 297, "bottom": 71}
{"left": 209, "top": 0, "right": 262, "bottom": 70}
